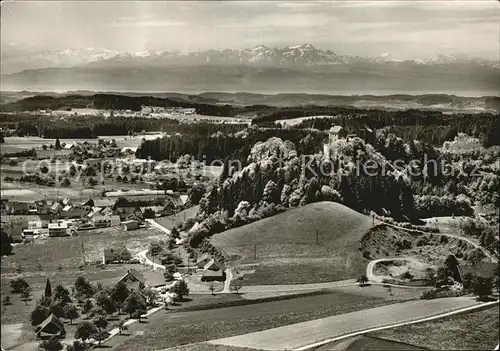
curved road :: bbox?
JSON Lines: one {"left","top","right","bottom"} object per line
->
{"left": 377, "top": 220, "right": 497, "bottom": 263}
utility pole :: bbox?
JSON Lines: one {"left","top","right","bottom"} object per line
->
{"left": 316, "top": 230, "right": 319, "bottom": 245}
{"left": 253, "top": 243, "right": 256, "bottom": 260}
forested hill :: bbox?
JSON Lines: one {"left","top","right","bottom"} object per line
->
{"left": 0, "top": 94, "right": 251, "bottom": 116}
{"left": 2, "top": 93, "right": 499, "bottom": 118}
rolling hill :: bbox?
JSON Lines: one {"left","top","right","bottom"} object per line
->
{"left": 210, "top": 201, "right": 374, "bottom": 285}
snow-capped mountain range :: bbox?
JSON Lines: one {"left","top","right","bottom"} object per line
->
{"left": 2, "top": 44, "right": 498, "bottom": 74}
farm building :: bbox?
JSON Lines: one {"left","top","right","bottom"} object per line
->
{"left": 103, "top": 246, "right": 132, "bottom": 264}
{"left": 196, "top": 254, "right": 212, "bottom": 269}
{"left": 122, "top": 220, "right": 139, "bottom": 231}
{"left": 201, "top": 259, "right": 225, "bottom": 282}
{"left": 35, "top": 314, "right": 66, "bottom": 339}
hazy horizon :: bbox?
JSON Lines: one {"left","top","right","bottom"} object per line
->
{"left": 2, "top": 1, "right": 499, "bottom": 61}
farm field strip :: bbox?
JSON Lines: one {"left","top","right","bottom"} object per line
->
{"left": 207, "top": 297, "right": 486, "bottom": 350}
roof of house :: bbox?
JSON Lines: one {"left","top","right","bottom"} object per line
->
{"left": 122, "top": 219, "right": 139, "bottom": 225}
{"left": 196, "top": 253, "right": 211, "bottom": 265}
{"left": 94, "top": 199, "right": 115, "bottom": 207}
{"left": 51, "top": 203, "right": 60, "bottom": 211}
{"left": 202, "top": 270, "right": 224, "bottom": 277}
{"left": 36, "top": 314, "right": 65, "bottom": 334}
{"left": 118, "top": 269, "right": 146, "bottom": 285}
{"left": 142, "top": 270, "right": 167, "bottom": 287}
{"left": 88, "top": 207, "right": 103, "bottom": 218}
{"left": 48, "top": 222, "right": 68, "bottom": 229}
{"left": 203, "top": 258, "right": 224, "bottom": 272}
{"left": 62, "top": 205, "right": 72, "bottom": 212}
{"left": 330, "top": 126, "right": 344, "bottom": 133}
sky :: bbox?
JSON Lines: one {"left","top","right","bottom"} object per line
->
{"left": 1, "top": 1, "right": 499, "bottom": 60}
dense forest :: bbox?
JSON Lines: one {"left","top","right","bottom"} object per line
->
{"left": 1, "top": 113, "right": 248, "bottom": 139}
{"left": 136, "top": 128, "right": 326, "bottom": 163}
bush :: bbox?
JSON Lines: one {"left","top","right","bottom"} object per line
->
{"left": 421, "top": 288, "right": 464, "bottom": 300}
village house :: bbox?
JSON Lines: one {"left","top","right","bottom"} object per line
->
{"left": 196, "top": 253, "right": 212, "bottom": 269}
{"left": 201, "top": 258, "right": 225, "bottom": 282}
{"left": 116, "top": 269, "right": 147, "bottom": 291}
{"left": 60, "top": 205, "right": 87, "bottom": 219}
{"left": 48, "top": 222, "right": 68, "bottom": 237}
{"left": 91, "top": 214, "right": 120, "bottom": 228}
{"left": 35, "top": 314, "right": 66, "bottom": 339}
{"left": 328, "top": 125, "right": 348, "bottom": 143}
{"left": 103, "top": 246, "right": 132, "bottom": 264}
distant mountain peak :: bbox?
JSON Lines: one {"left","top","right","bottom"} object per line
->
{"left": 2, "top": 44, "right": 499, "bottom": 75}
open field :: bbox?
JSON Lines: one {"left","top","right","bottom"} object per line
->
{"left": 156, "top": 206, "right": 199, "bottom": 230}
{"left": 1, "top": 226, "right": 167, "bottom": 324}
{"left": 207, "top": 297, "right": 483, "bottom": 350}
{"left": 1, "top": 135, "right": 163, "bottom": 154}
{"left": 369, "top": 304, "right": 499, "bottom": 350}
{"left": 104, "top": 290, "right": 393, "bottom": 350}
{"left": 315, "top": 335, "right": 427, "bottom": 350}
{"left": 211, "top": 202, "right": 374, "bottom": 285}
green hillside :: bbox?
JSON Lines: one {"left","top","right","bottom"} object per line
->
{"left": 211, "top": 201, "right": 374, "bottom": 284}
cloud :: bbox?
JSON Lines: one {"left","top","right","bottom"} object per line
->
{"left": 216, "top": 12, "right": 333, "bottom": 29}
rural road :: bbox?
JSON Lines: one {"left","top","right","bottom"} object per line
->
{"left": 135, "top": 249, "right": 165, "bottom": 270}
{"left": 376, "top": 219, "right": 498, "bottom": 263}
{"left": 208, "top": 297, "right": 495, "bottom": 350}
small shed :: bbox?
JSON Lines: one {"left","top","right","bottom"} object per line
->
{"left": 35, "top": 314, "right": 66, "bottom": 339}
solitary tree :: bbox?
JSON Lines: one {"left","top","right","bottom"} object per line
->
{"left": 64, "top": 304, "right": 80, "bottom": 324}
{"left": 473, "top": 276, "right": 493, "bottom": 301}
{"left": 66, "top": 340, "right": 87, "bottom": 351}
{"left": 55, "top": 138, "right": 62, "bottom": 150}
{"left": 38, "top": 336, "right": 63, "bottom": 351}
{"left": 170, "top": 280, "right": 189, "bottom": 301}
{"left": 115, "top": 320, "right": 128, "bottom": 335}
{"left": 110, "top": 282, "right": 130, "bottom": 312}
{"left": 208, "top": 282, "right": 216, "bottom": 296}
{"left": 132, "top": 307, "right": 147, "bottom": 323}
{"left": 149, "top": 242, "right": 162, "bottom": 267}
{"left": 81, "top": 299, "right": 93, "bottom": 318}
{"left": 44, "top": 278, "right": 52, "bottom": 299}
{"left": 3, "top": 295, "right": 12, "bottom": 306}
{"left": 122, "top": 293, "right": 146, "bottom": 319}
{"left": 231, "top": 278, "right": 243, "bottom": 294}
{"left": 31, "top": 305, "right": 51, "bottom": 326}
{"left": 92, "top": 315, "right": 108, "bottom": 332}
{"left": 357, "top": 275, "right": 369, "bottom": 287}
{"left": 96, "top": 291, "right": 117, "bottom": 315}
{"left": 74, "top": 321, "right": 97, "bottom": 342}
{"left": 54, "top": 284, "right": 71, "bottom": 303}
{"left": 10, "top": 278, "right": 29, "bottom": 294}
{"left": 21, "top": 286, "right": 32, "bottom": 305}
{"left": 74, "top": 277, "right": 94, "bottom": 298}
{"left": 1, "top": 229, "right": 12, "bottom": 256}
